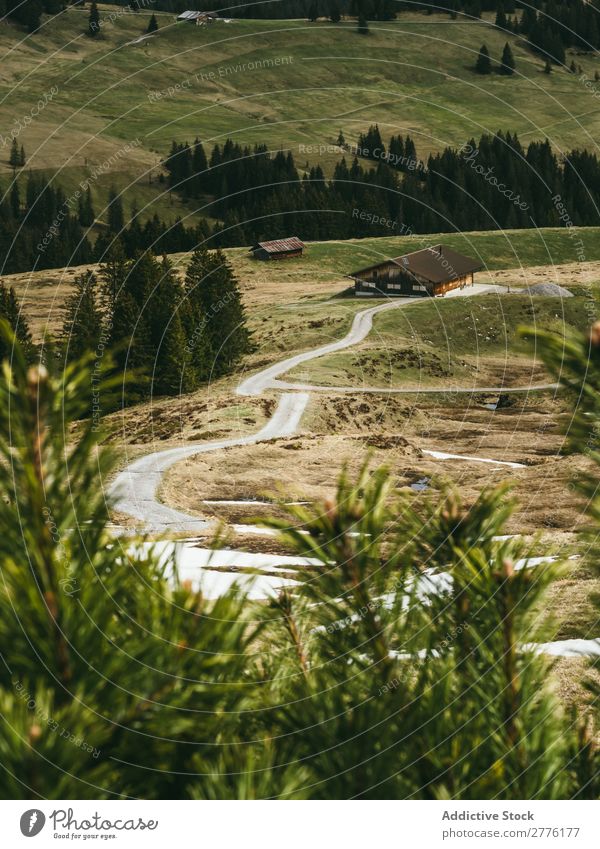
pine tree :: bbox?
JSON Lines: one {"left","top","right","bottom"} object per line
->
{"left": 19, "top": 145, "right": 26, "bottom": 167}
{"left": 184, "top": 247, "right": 250, "bottom": 378}
{"left": 9, "top": 139, "right": 19, "bottom": 169}
{"left": 88, "top": 1, "right": 100, "bottom": 37}
{"left": 0, "top": 284, "right": 35, "bottom": 363}
{"left": 495, "top": 1, "right": 506, "bottom": 29}
{"left": 60, "top": 272, "right": 103, "bottom": 364}
{"left": 107, "top": 186, "right": 124, "bottom": 234}
{"left": 500, "top": 42, "right": 516, "bottom": 75}
{"left": 544, "top": 58, "right": 552, "bottom": 74}
{"left": 475, "top": 43, "right": 492, "bottom": 74}
{"left": 357, "top": 12, "right": 369, "bottom": 34}
{"left": 146, "top": 257, "right": 190, "bottom": 396}
{"left": 78, "top": 186, "right": 95, "bottom": 228}
{"left": 336, "top": 129, "right": 345, "bottom": 147}
{"left": 147, "top": 13, "right": 158, "bottom": 32}
{"left": 0, "top": 337, "right": 259, "bottom": 798}
{"left": 99, "top": 239, "right": 127, "bottom": 311}
{"left": 10, "top": 181, "right": 20, "bottom": 218}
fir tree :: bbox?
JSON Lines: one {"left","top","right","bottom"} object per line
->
{"left": 9, "top": 139, "right": 19, "bottom": 169}
{"left": 19, "top": 145, "right": 26, "bottom": 167}
{"left": 475, "top": 43, "right": 492, "bottom": 74}
{"left": 99, "top": 239, "right": 128, "bottom": 311}
{"left": 495, "top": 1, "right": 506, "bottom": 29}
{"left": 146, "top": 257, "right": 190, "bottom": 396}
{"left": 147, "top": 13, "right": 158, "bottom": 32}
{"left": 107, "top": 187, "right": 124, "bottom": 234}
{"left": 329, "top": 1, "right": 341, "bottom": 22}
{"left": 78, "top": 186, "right": 95, "bottom": 228}
{"left": 10, "top": 181, "right": 20, "bottom": 218}
{"left": 0, "top": 284, "right": 35, "bottom": 363}
{"left": 336, "top": 129, "right": 345, "bottom": 147}
{"left": 88, "top": 1, "right": 100, "bottom": 37}
{"left": 500, "top": 42, "right": 516, "bottom": 75}
{"left": 184, "top": 247, "right": 250, "bottom": 378}
{"left": 60, "top": 272, "right": 103, "bottom": 364}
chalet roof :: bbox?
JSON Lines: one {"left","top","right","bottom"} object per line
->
{"left": 177, "top": 10, "right": 207, "bottom": 20}
{"left": 251, "top": 237, "right": 305, "bottom": 253}
{"left": 348, "top": 245, "right": 482, "bottom": 284}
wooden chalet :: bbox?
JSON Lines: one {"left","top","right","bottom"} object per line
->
{"left": 348, "top": 245, "right": 481, "bottom": 297}
{"left": 176, "top": 10, "right": 216, "bottom": 24}
{"left": 250, "top": 237, "right": 305, "bottom": 261}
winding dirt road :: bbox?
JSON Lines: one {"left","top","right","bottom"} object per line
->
{"left": 109, "top": 286, "right": 599, "bottom": 656}
{"left": 112, "top": 284, "right": 541, "bottom": 531}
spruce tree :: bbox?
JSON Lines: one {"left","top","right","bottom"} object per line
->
{"left": 475, "top": 43, "right": 492, "bottom": 74}
{"left": 9, "top": 139, "right": 19, "bottom": 169}
{"left": 19, "top": 145, "right": 26, "bottom": 167}
{"left": 495, "top": 1, "right": 506, "bottom": 29}
{"left": 329, "top": 1, "right": 341, "bottom": 22}
{"left": 0, "top": 339, "right": 259, "bottom": 798}
{"left": 357, "top": 12, "right": 369, "bottom": 34}
{"left": 88, "top": 1, "right": 100, "bottom": 37}
{"left": 0, "top": 284, "right": 35, "bottom": 364}
{"left": 10, "top": 181, "right": 20, "bottom": 218}
{"left": 500, "top": 42, "right": 516, "bottom": 75}
{"left": 146, "top": 257, "right": 190, "bottom": 396}
{"left": 60, "top": 272, "right": 103, "bottom": 364}
{"left": 184, "top": 247, "right": 250, "bottom": 378}
{"left": 147, "top": 13, "right": 158, "bottom": 32}
{"left": 99, "top": 239, "right": 127, "bottom": 311}
{"left": 78, "top": 186, "right": 95, "bottom": 228}
{"left": 544, "top": 58, "right": 552, "bottom": 74}
{"left": 107, "top": 186, "right": 124, "bottom": 234}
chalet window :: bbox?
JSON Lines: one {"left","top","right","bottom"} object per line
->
{"left": 387, "top": 283, "right": 403, "bottom": 290}
{"left": 413, "top": 284, "right": 426, "bottom": 292}
{"left": 361, "top": 281, "right": 376, "bottom": 288}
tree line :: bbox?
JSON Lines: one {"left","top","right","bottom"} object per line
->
{"left": 0, "top": 175, "right": 212, "bottom": 275}
{"left": 3, "top": 124, "right": 600, "bottom": 276}
{"left": 0, "top": 244, "right": 250, "bottom": 403}
{"left": 164, "top": 127, "right": 600, "bottom": 244}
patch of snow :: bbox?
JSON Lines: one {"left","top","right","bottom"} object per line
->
{"left": 423, "top": 449, "right": 524, "bottom": 468}
{"left": 129, "top": 541, "right": 317, "bottom": 599}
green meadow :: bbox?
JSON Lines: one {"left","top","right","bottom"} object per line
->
{"left": 2, "top": 8, "right": 600, "bottom": 225}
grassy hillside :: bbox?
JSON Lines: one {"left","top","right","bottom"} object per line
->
{"left": 7, "top": 226, "right": 600, "bottom": 341}
{"left": 2, "top": 9, "right": 600, "bottom": 225}
{"left": 284, "top": 292, "right": 597, "bottom": 388}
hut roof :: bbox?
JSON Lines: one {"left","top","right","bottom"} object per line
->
{"left": 349, "top": 245, "right": 482, "bottom": 284}
{"left": 251, "top": 237, "right": 305, "bottom": 254}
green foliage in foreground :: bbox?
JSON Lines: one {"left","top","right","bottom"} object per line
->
{"left": 0, "top": 328, "right": 598, "bottom": 798}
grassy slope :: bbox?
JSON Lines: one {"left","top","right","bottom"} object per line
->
{"left": 284, "top": 292, "right": 596, "bottom": 387}
{"left": 9, "top": 225, "right": 600, "bottom": 341}
{"left": 2, "top": 9, "right": 600, "bottom": 224}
